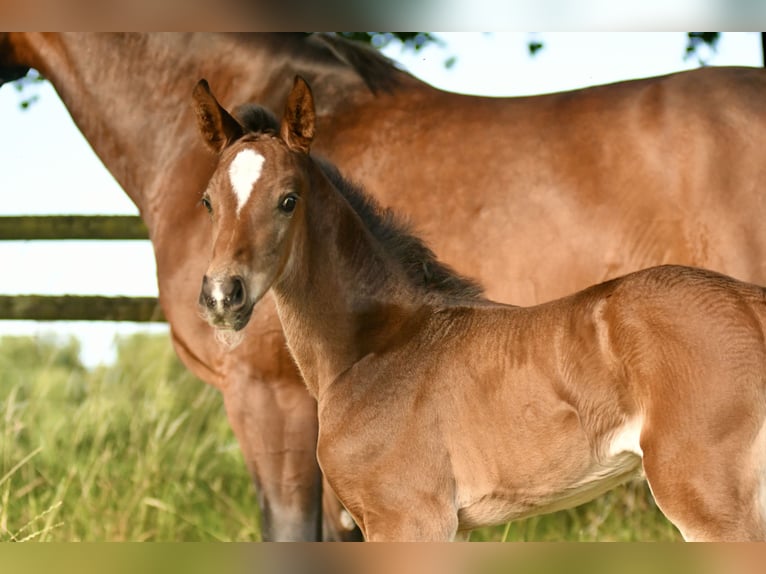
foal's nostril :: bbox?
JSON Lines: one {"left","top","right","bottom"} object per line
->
{"left": 199, "top": 274, "right": 247, "bottom": 313}
{"left": 224, "top": 275, "right": 246, "bottom": 310}
{"left": 199, "top": 275, "right": 217, "bottom": 310}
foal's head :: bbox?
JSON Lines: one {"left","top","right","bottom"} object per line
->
{"left": 192, "top": 77, "right": 316, "bottom": 335}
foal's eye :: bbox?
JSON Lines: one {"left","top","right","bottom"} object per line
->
{"left": 200, "top": 195, "right": 213, "bottom": 214}
{"left": 278, "top": 194, "right": 298, "bottom": 214}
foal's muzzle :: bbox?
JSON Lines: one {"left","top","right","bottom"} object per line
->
{"left": 198, "top": 274, "right": 252, "bottom": 330}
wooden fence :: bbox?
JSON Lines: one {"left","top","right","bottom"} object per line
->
{"left": 0, "top": 215, "right": 165, "bottom": 322}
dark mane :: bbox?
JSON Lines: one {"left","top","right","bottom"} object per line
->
{"left": 230, "top": 33, "right": 407, "bottom": 96}
{"left": 316, "top": 159, "right": 485, "bottom": 301}
{"left": 307, "top": 33, "right": 407, "bottom": 95}
{"left": 233, "top": 103, "right": 280, "bottom": 133}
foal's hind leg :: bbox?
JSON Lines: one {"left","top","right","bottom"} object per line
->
{"left": 641, "top": 431, "right": 766, "bottom": 541}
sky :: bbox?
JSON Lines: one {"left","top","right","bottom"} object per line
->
{"left": 0, "top": 32, "right": 763, "bottom": 367}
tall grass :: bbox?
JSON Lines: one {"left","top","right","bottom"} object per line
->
{"left": 0, "top": 334, "right": 260, "bottom": 541}
{"left": 0, "top": 333, "right": 681, "bottom": 541}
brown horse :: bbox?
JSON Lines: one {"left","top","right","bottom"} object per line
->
{"left": 195, "top": 75, "right": 766, "bottom": 542}
{"left": 3, "top": 33, "right": 766, "bottom": 540}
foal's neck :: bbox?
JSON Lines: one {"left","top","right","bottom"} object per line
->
{"left": 273, "top": 169, "right": 425, "bottom": 397}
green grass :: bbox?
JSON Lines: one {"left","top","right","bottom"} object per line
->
{"left": 0, "top": 334, "right": 261, "bottom": 541}
{"left": 0, "top": 334, "right": 682, "bottom": 541}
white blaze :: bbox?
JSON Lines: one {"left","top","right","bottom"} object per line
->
{"left": 228, "top": 149, "right": 265, "bottom": 215}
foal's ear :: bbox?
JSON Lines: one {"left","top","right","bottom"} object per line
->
{"left": 192, "top": 79, "right": 244, "bottom": 153}
{"left": 280, "top": 76, "right": 315, "bottom": 154}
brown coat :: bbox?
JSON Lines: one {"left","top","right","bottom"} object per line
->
{"left": 195, "top": 77, "right": 766, "bottom": 541}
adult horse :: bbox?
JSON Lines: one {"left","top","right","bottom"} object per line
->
{"left": 2, "top": 33, "right": 766, "bottom": 541}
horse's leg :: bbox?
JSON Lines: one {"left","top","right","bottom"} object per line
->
{"left": 223, "top": 378, "right": 363, "bottom": 541}
{"left": 641, "top": 421, "right": 766, "bottom": 541}
{"left": 360, "top": 507, "right": 459, "bottom": 542}
{"left": 221, "top": 370, "right": 322, "bottom": 541}
{"left": 319, "top": 447, "right": 457, "bottom": 541}
{"left": 220, "top": 338, "right": 362, "bottom": 541}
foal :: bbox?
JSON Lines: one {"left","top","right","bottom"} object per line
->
{"left": 193, "top": 76, "right": 766, "bottom": 541}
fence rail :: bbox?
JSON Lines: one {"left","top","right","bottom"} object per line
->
{"left": 0, "top": 215, "right": 149, "bottom": 240}
{"left": 0, "top": 295, "right": 165, "bottom": 322}
{"left": 1, "top": 215, "right": 165, "bottom": 322}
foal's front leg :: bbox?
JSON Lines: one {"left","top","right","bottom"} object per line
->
{"left": 362, "top": 511, "right": 460, "bottom": 542}
{"left": 320, "top": 447, "right": 459, "bottom": 541}
{"left": 318, "top": 396, "right": 461, "bottom": 541}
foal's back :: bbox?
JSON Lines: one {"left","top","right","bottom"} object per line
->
{"left": 450, "top": 264, "right": 766, "bottom": 451}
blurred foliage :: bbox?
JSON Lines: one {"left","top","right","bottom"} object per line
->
{"left": 341, "top": 32, "right": 728, "bottom": 67}
{"left": 10, "top": 68, "right": 45, "bottom": 110}
{"left": 353, "top": 32, "right": 735, "bottom": 76}
{"left": 685, "top": 32, "right": 720, "bottom": 65}
{"left": 526, "top": 32, "right": 724, "bottom": 63}
{"left": 528, "top": 39, "right": 544, "bottom": 56}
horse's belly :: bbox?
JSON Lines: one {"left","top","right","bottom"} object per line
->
{"left": 456, "top": 451, "right": 643, "bottom": 530}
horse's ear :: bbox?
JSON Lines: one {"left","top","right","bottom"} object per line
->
{"left": 192, "top": 79, "right": 244, "bottom": 153}
{"left": 280, "top": 76, "right": 315, "bottom": 154}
